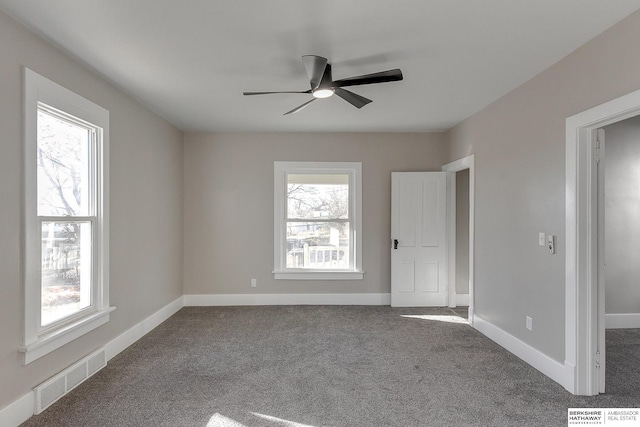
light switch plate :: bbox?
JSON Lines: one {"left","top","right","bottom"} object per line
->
{"left": 538, "top": 232, "right": 545, "bottom": 246}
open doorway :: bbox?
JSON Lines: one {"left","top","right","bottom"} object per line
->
{"left": 599, "top": 117, "right": 640, "bottom": 394}
{"left": 566, "top": 87, "right": 640, "bottom": 395}
{"left": 443, "top": 155, "right": 475, "bottom": 325}
{"left": 454, "top": 168, "right": 470, "bottom": 312}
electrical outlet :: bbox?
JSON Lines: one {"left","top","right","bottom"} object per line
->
{"left": 526, "top": 316, "right": 533, "bottom": 331}
{"left": 251, "top": 278, "right": 257, "bottom": 288}
{"left": 547, "top": 235, "right": 556, "bottom": 254}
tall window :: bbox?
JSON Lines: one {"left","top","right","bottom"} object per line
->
{"left": 274, "top": 162, "right": 363, "bottom": 280}
{"left": 22, "top": 68, "right": 112, "bottom": 364}
{"left": 37, "top": 106, "right": 95, "bottom": 326}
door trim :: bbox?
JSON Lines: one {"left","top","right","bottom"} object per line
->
{"left": 442, "top": 155, "right": 475, "bottom": 326}
{"left": 565, "top": 87, "right": 640, "bottom": 395}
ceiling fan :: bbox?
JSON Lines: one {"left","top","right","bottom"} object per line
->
{"left": 243, "top": 55, "right": 403, "bottom": 115}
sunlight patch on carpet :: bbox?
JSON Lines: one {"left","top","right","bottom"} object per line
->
{"left": 207, "top": 413, "right": 246, "bottom": 427}
{"left": 251, "top": 412, "right": 317, "bottom": 427}
{"left": 400, "top": 314, "right": 468, "bottom": 324}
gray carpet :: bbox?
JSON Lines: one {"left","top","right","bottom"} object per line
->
{"left": 20, "top": 306, "right": 640, "bottom": 427}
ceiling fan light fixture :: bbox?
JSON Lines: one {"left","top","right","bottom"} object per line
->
{"left": 243, "top": 55, "right": 403, "bottom": 114}
{"left": 312, "top": 88, "right": 335, "bottom": 99}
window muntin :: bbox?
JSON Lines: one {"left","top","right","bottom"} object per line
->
{"left": 274, "top": 162, "right": 363, "bottom": 280}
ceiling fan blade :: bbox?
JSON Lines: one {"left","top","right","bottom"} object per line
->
{"left": 244, "top": 90, "right": 311, "bottom": 95}
{"left": 319, "top": 63, "right": 333, "bottom": 88}
{"left": 284, "top": 98, "right": 317, "bottom": 115}
{"left": 302, "top": 55, "right": 328, "bottom": 90}
{"left": 332, "top": 69, "right": 403, "bottom": 88}
{"left": 334, "top": 88, "right": 372, "bottom": 109}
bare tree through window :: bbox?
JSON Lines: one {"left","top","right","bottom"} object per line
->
{"left": 37, "top": 109, "right": 92, "bottom": 326}
{"left": 286, "top": 174, "right": 350, "bottom": 268}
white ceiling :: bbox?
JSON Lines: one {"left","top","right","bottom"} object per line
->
{"left": 2, "top": 1, "right": 640, "bottom": 132}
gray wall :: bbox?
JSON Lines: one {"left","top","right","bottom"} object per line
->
{"left": 447, "top": 10, "right": 640, "bottom": 362}
{"left": 0, "top": 11, "right": 184, "bottom": 410}
{"left": 456, "top": 169, "right": 470, "bottom": 295}
{"left": 604, "top": 115, "right": 640, "bottom": 315}
{"left": 4, "top": 2, "right": 640, "bottom": 414}
{"left": 183, "top": 132, "right": 447, "bottom": 296}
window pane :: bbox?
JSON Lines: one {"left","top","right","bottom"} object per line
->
{"left": 41, "top": 221, "right": 92, "bottom": 326}
{"left": 37, "top": 109, "right": 91, "bottom": 216}
{"left": 287, "top": 174, "right": 349, "bottom": 219}
{"left": 286, "top": 222, "right": 350, "bottom": 269}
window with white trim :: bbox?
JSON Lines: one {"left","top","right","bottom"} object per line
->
{"left": 274, "top": 161, "right": 363, "bottom": 280}
{"left": 21, "top": 68, "right": 113, "bottom": 364}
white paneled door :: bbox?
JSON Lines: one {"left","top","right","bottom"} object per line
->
{"left": 391, "top": 172, "right": 448, "bottom": 307}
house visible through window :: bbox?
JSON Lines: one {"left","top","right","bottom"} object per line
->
{"left": 22, "top": 68, "right": 113, "bottom": 364}
{"left": 274, "top": 162, "right": 363, "bottom": 280}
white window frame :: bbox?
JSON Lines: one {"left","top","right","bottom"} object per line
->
{"left": 274, "top": 161, "right": 363, "bottom": 280}
{"left": 20, "top": 68, "right": 114, "bottom": 364}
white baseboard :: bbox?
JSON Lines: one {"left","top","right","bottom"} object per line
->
{"left": 105, "top": 296, "right": 184, "bottom": 361}
{"left": 455, "top": 293, "right": 469, "bottom": 306}
{"left": 0, "top": 296, "right": 184, "bottom": 427}
{"left": 473, "top": 315, "right": 572, "bottom": 391}
{"left": 606, "top": 313, "right": 640, "bottom": 329}
{"left": 0, "top": 392, "right": 34, "bottom": 427}
{"left": 184, "top": 293, "right": 391, "bottom": 306}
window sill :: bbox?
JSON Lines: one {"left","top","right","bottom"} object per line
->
{"left": 273, "top": 270, "right": 364, "bottom": 280}
{"left": 19, "top": 306, "right": 116, "bottom": 364}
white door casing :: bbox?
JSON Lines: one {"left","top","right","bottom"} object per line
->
{"left": 596, "top": 128, "right": 606, "bottom": 393}
{"left": 566, "top": 86, "right": 640, "bottom": 395}
{"left": 391, "top": 172, "right": 448, "bottom": 307}
{"left": 443, "top": 154, "right": 475, "bottom": 324}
